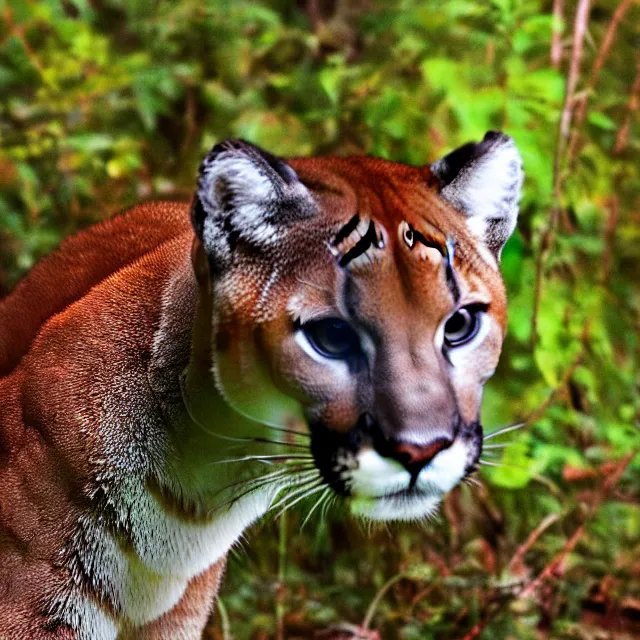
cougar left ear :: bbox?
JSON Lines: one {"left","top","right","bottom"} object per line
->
{"left": 430, "top": 131, "right": 523, "bottom": 259}
{"left": 191, "top": 139, "right": 316, "bottom": 268}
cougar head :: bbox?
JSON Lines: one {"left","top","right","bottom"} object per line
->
{"left": 191, "top": 133, "right": 522, "bottom": 521}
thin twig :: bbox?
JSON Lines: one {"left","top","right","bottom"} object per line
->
{"left": 216, "top": 598, "right": 232, "bottom": 640}
{"left": 559, "top": 0, "right": 592, "bottom": 148}
{"left": 520, "top": 520, "right": 586, "bottom": 599}
{"left": 519, "top": 453, "right": 635, "bottom": 599}
{"left": 551, "top": 0, "right": 565, "bottom": 68}
{"left": 306, "top": 0, "right": 323, "bottom": 32}
{"left": 524, "top": 343, "right": 586, "bottom": 426}
{"left": 179, "top": 85, "right": 198, "bottom": 160}
{"left": 532, "top": 0, "right": 592, "bottom": 346}
{"left": 600, "top": 195, "right": 620, "bottom": 283}
{"left": 275, "top": 511, "right": 288, "bottom": 640}
{"left": 460, "top": 454, "right": 635, "bottom": 639}
{"left": 507, "top": 513, "right": 562, "bottom": 573}
{"left": 459, "top": 622, "right": 485, "bottom": 640}
{"left": 614, "top": 53, "right": 640, "bottom": 153}
{"left": 361, "top": 572, "right": 407, "bottom": 631}
{"left": 524, "top": 320, "right": 590, "bottom": 432}
{"left": 568, "top": 0, "right": 637, "bottom": 162}
{"left": 2, "top": 6, "right": 45, "bottom": 78}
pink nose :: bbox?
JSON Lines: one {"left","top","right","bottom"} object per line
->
{"left": 387, "top": 437, "right": 452, "bottom": 472}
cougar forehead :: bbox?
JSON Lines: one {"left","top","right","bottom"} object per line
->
{"left": 211, "top": 155, "right": 506, "bottom": 327}
{"left": 290, "top": 155, "right": 507, "bottom": 318}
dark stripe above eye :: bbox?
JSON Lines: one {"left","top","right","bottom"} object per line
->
{"left": 412, "top": 227, "right": 446, "bottom": 256}
{"left": 333, "top": 214, "right": 360, "bottom": 245}
{"left": 444, "top": 238, "right": 460, "bottom": 303}
{"left": 445, "top": 266, "right": 461, "bottom": 303}
{"left": 339, "top": 220, "right": 379, "bottom": 267}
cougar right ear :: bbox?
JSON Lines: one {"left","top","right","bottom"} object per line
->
{"left": 430, "top": 131, "right": 523, "bottom": 259}
{"left": 191, "top": 139, "right": 317, "bottom": 268}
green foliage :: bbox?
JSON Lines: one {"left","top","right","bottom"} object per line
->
{"left": 1, "top": 0, "right": 639, "bottom": 638}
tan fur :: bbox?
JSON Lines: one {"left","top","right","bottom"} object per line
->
{"left": 0, "top": 138, "right": 520, "bottom": 638}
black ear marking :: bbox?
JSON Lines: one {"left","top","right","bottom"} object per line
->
{"left": 431, "top": 131, "right": 510, "bottom": 189}
{"left": 430, "top": 131, "right": 523, "bottom": 259}
{"left": 191, "top": 194, "right": 207, "bottom": 241}
{"left": 190, "top": 139, "right": 317, "bottom": 267}
{"left": 251, "top": 145, "right": 299, "bottom": 186}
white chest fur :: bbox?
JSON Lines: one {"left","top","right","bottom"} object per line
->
{"left": 56, "top": 479, "right": 276, "bottom": 638}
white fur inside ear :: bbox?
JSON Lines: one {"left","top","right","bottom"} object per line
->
{"left": 196, "top": 142, "right": 317, "bottom": 262}
{"left": 437, "top": 134, "right": 523, "bottom": 257}
{"left": 199, "top": 151, "right": 281, "bottom": 247}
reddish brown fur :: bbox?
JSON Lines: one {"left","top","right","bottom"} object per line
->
{"left": 0, "top": 202, "right": 195, "bottom": 637}
{"left": 0, "top": 202, "right": 191, "bottom": 376}
{"left": 0, "top": 155, "right": 508, "bottom": 638}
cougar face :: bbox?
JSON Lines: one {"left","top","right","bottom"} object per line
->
{"left": 193, "top": 133, "right": 522, "bottom": 522}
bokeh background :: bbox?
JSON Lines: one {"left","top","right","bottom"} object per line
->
{"left": 1, "top": 1, "right": 639, "bottom": 638}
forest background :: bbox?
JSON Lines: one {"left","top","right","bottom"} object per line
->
{"left": 1, "top": 0, "right": 639, "bottom": 638}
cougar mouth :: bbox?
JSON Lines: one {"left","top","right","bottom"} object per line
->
{"left": 308, "top": 419, "right": 483, "bottom": 521}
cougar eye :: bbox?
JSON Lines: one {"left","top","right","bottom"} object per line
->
{"left": 444, "top": 306, "right": 481, "bottom": 347}
{"left": 302, "top": 318, "right": 361, "bottom": 359}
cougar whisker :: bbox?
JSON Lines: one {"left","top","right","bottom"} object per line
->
{"left": 208, "top": 454, "right": 313, "bottom": 466}
{"left": 229, "top": 465, "right": 317, "bottom": 492}
{"left": 181, "top": 374, "right": 309, "bottom": 444}
{"left": 263, "top": 425, "right": 311, "bottom": 439}
{"left": 321, "top": 492, "right": 339, "bottom": 523}
{"left": 479, "top": 459, "right": 532, "bottom": 472}
{"left": 275, "top": 482, "right": 326, "bottom": 519}
{"left": 210, "top": 469, "right": 319, "bottom": 516}
{"left": 268, "top": 477, "right": 323, "bottom": 513}
{"left": 214, "top": 465, "right": 315, "bottom": 497}
{"left": 483, "top": 422, "right": 526, "bottom": 441}
{"left": 249, "top": 436, "right": 310, "bottom": 448}
{"left": 295, "top": 276, "right": 333, "bottom": 295}
{"left": 478, "top": 459, "right": 503, "bottom": 467}
{"left": 300, "top": 487, "right": 332, "bottom": 530}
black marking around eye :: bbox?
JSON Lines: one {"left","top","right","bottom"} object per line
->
{"left": 333, "top": 214, "right": 360, "bottom": 245}
{"left": 402, "top": 222, "right": 447, "bottom": 257}
{"left": 413, "top": 227, "right": 446, "bottom": 256}
{"left": 401, "top": 222, "right": 460, "bottom": 302}
{"left": 339, "top": 220, "right": 380, "bottom": 267}
{"left": 445, "top": 237, "right": 460, "bottom": 303}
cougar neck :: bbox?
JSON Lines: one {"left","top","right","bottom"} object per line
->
{"left": 152, "top": 239, "right": 281, "bottom": 508}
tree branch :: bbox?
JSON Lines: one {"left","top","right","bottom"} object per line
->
{"left": 507, "top": 513, "right": 562, "bottom": 574}
{"left": 558, "top": 0, "right": 592, "bottom": 148}
{"left": 518, "top": 453, "right": 635, "bottom": 600}
{"left": 568, "top": 0, "right": 637, "bottom": 162}
{"left": 614, "top": 53, "right": 640, "bottom": 153}
{"left": 551, "top": 0, "right": 565, "bottom": 68}
{"left": 531, "top": 0, "right": 592, "bottom": 346}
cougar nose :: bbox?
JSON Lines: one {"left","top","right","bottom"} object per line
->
{"left": 386, "top": 437, "right": 452, "bottom": 477}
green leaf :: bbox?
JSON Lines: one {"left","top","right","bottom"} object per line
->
{"left": 587, "top": 111, "right": 617, "bottom": 131}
